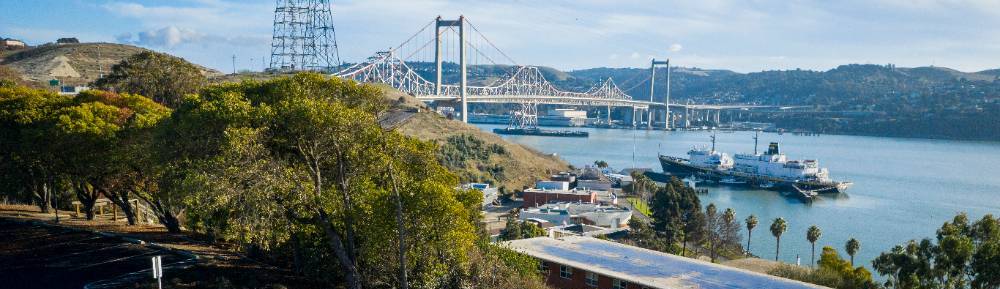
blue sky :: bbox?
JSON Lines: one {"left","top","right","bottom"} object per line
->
{"left": 2, "top": 0, "right": 999, "bottom": 73}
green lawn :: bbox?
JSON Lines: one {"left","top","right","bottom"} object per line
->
{"left": 627, "top": 197, "right": 652, "bottom": 217}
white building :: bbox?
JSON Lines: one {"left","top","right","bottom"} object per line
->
{"left": 536, "top": 180, "right": 570, "bottom": 190}
{"left": 519, "top": 202, "right": 631, "bottom": 228}
{"left": 461, "top": 183, "right": 498, "bottom": 208}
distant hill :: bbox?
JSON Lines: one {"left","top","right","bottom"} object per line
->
{"left": 0, "top": 43, "right": 220, "bottom": 87}
{"left": 978, "top": 68, "right": 1000, "bottom": 78}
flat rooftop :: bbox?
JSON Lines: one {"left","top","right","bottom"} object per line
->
{"left": 523, "top": 188, "right": 595, "bottom": 195}
{"left": 505, "top": 236, "right": 827, "bottom": 289}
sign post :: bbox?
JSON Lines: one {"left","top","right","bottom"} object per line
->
{"left": 151, "top": 255, "right": 163, "bottom": 289}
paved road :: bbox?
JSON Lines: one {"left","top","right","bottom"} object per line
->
{"left": 0, "top": 218, "right": 186, "bottom": 289}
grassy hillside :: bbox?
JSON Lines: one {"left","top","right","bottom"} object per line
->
{"left": 381, "top": 89, "right": 569, "bottom": 190}
{"left": 1, "top": 43, "right": 219, "bottom": 87}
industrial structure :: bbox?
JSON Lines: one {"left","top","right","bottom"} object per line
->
{"left": 269, "top": 0, "right": 341, "bottom": 72}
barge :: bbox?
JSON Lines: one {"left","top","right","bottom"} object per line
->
{"left": 493, "top": 127, "right": 589, "bottom": 137}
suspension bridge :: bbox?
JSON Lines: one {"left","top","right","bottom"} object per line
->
{"left": 333, "top": 16, "right": 770, "bottom": 129}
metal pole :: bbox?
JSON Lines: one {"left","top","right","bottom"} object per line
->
{"left": 434, "top": 16, "right": 443, "bottom": 96}
{"left": 459, "top": 16, "right": 468, "bottom": 123}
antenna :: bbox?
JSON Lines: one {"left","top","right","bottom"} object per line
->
{"left": 231, "top": 54, "right": 237, "bottom": 74}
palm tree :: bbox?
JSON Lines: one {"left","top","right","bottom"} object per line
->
{"left": 745, "top": 214, "right": 758, "bottom": 256}
{"left": 770, "top": 218, "right": 787, "bottom": 261}
{"left": 806, "top": 225, "right": 822, "bottom": 268}
{"left": 594, "top": 160, "right": 609, "bottom": 168}
{"left": 845, "top": 238, "right": 860, "bottom": 266}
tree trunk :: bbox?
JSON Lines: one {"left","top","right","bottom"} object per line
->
{"left": 161, "top": 212, "right": 181, "bottom": 233}
{"left": 75, "top": 182, "right": 100, "bottom": 220}
{"left": 34, "top": 182, "right": 52, "bottom": 213}
{"left": 849, "top": 255, "right": 854, "bottom": 267}
{"left": 107, "top": 190, "right": 137, "bottom": 225}
{"left": 681, "top": 234, "right": 687, "bottom": 256}
{"left": 775, "top": 236, "right": 781, "bottom": 261}
{"left": 139, "top": 194, "right": 182, "bottom": 233}
{"left": 746, "top": 230, "right": 752, "bottom": 256}
{"left": 317, "top": 211, "right": 362, "bottom": 289}
{"left": 291, "top": 233, "right": 304, "bottom": 274}
{"left": 387, "top": 163, "right": 409, "bottom": 289}
{"left": 811, "top": 243, "right": 815, "bottom": 268}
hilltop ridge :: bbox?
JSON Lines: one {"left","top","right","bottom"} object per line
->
{"left": 0, "top": 42, "right": 220, "bottom": 87}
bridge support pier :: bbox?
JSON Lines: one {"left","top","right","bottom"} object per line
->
{"left": 607, "top": 105, "right": 612, "bottom": 126}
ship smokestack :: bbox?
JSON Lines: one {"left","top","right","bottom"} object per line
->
{"left": 767, "top": 142, "right": 780, "bottom": 155}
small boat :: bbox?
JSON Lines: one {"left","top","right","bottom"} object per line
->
{"left": 758, "top": 181, "right": 776, "bottom": 189}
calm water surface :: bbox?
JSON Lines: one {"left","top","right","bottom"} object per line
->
{"left": 476, "top": 124, "right": 1000, "bottom": 271}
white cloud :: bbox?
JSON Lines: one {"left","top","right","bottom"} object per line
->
{"left": 669, "top": 43, "right": 683, "bottom": 52}
{"left": 118, "top": 26, "right": 204, "bottom": 48}
{"left": 630, "top": 52, "right": 641, "bottom": 59}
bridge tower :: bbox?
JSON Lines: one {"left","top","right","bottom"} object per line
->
{"left": 435, "top": 16, "right": 468, "bottom": 123}
{"left": 649, "top": 59, "right": 671, "bottom": 129}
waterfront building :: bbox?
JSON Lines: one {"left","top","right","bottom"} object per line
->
{"left": 519, "top": 202, "right": 631, "bottom": 228}
{"left": 506, "top": 236, "right": 827, "bottom": 289}
{"left": 522, "top": 189, "right": 597, "bottom": 208}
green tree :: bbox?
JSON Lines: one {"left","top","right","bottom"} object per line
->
{"left": 807, "top": 225, "right": 822, "bottom": 268}
{"left": 705, "top": 203, "right": 719, "bottom": 261}
{"left": 594, "top": 160, "right": 608, "bottom": 168}
{"left": 873, "top": 213, "right": 999, "bottom": 289}
{"left": 93, "top": 51, "right": 206, "bottom": 108}
{"left": 626, "top": 171, "right": 657, "bottom": 202}
{"left": 500, "top": 214, "right": 546, "bottom": 241}
{"left": 0, "top": 85, "right": 71, "bottom": 212}
{"left": 771, "top": 217, "right": 787, "bottom": 261}
{"left": 650, "top": 177, "right": 704, "bottom": 255}
{"left": 746, "top": 214, "right": 758, "bottom": 256}
{"left": 173, "top": 73, "right": 482, "bottom": 289}
{"left": 845, "top": 238, "right": 860, "bottom": 266}
{"left": 47, "top": 90, "right": 170, "bottom": 222}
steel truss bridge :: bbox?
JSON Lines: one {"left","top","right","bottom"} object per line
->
{"left": 333, "top": 16, "right": 772, "bottom": 128}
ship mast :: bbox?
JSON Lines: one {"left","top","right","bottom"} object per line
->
{"left": 753, "top": 130, "right": 760, "bottom": 155}
{"left": 711, "top": 132, "right": 717, "bottom": 152}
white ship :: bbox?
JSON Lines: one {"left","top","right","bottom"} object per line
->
{"left": 659, "top": 133, "right": 851, "bottom": 200}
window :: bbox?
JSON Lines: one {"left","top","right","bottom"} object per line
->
{"left": 539, "top": 261, "right": 548, "bottom": 274}
{"left": 559, "top": 265, "right": 573, "bottom": 279}
{"left": 613, "top": 279, "right": 629, "bottom": 289}
{"left": 585, "top": 271, "right": 598, "bottom": 287}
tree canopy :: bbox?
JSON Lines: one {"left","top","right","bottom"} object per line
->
{"left": 93, "top": 51, "right": 206, "bottom": 108}
{"left": 873, "top": 213, "right": 999, "bottom": 289}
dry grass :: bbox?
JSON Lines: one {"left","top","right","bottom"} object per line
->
{"left": 722, "top": 257, "right": 793, "bottom": 274}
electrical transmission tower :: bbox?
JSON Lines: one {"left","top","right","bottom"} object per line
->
{"left": 269, "top": 0, "right": 341, "bottom": 72}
